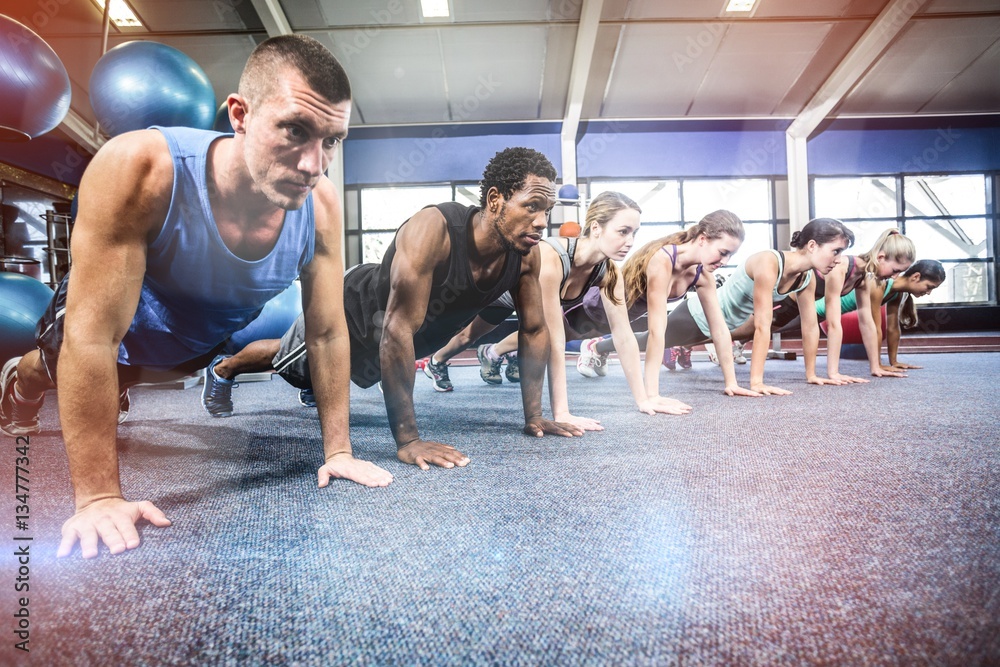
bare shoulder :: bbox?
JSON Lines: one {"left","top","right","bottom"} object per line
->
{"left": 310, "top": 178, "right": 342, "bottom": 234}
{"left": 77, "top": 130, "right": 173, "bottom": 237}
{"left": 745, "top": 249, "right": 778, "bottom": 280}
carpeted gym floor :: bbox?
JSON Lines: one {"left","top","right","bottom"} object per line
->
{"left": 1, "top": 352, "right": 998, "bottom": 666}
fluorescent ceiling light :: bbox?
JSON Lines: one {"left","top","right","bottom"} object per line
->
{"left": 420, "top": 0, "right": 450, "bottom": 18}
{"left": 725, "top": 0, "right": 758, "bottom": 12}
{"left": 91, "top": 0, "right": 143, "bottom": 28}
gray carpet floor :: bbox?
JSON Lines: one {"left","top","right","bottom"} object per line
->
{"left": 1, "top": 352, "right": 998, "bottom": 666}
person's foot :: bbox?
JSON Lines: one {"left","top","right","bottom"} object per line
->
{"left": 298, "top": 388, "right": 316, "bottom": 407}
{"left": 705, "top": 343, "right": 720, "bottom": 366}
{"left": 118, "top": 387, "right": 131, "bottom": 425}
{"left": 201, "top": 354, "right": 236, "bottom": 418}
{"left": 662, "top": 347, "right": 678, "bottom": 371}
{"left": 577, "top": 338, "right": 608, "bottom": 378}
{"left": 477, "top": 344, "right": 503, "bottom": 385}
{"left": 423, "top": 356, "right": 454, "bottom": 392}
{"left": 504, "top": 353, "right": 520, "bottom": 383}
{"left": 733, "top": 341, "right": 748, "bottom": 365}
{"left": 676, "top": 346, "right": 692, "bottom": 369}
{"left": 0, "top": 357, "right": 42, "bottom": 436}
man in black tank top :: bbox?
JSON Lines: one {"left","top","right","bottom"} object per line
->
{"left": 219, "top": 148, "right": 583, "bottom": 472}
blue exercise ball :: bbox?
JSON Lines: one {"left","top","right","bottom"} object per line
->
{"left": 227, "top": 281, "right": 302, "bottom": 353}
{"left": 212, "top": 102, "right": 234, "bottom": 134}
{"left": 558, "top": 184, "right": 579, "bottom": 202}
{"left": 0, "top": 273, "right": 53, "bottom": 362}
{"left": 89, "top": 41, "right": 215, "bottom": 137}
{"left": 0, "top": 15, "right": 71, "bottom": 142}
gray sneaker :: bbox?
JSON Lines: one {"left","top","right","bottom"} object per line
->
{"left": 477, "top": 344, "right": 503, "bottom": 385}
{"left": 201, "top": 355, "right": 236, "bottom": 418}
{"left": 504, "top": 353, "right": 519, "bottom": 383}
{"left": 423, "top": 357, "right": 453, "bottom": 392}
{"left": 0, "top": 357, "right": 41, "bottom": 437}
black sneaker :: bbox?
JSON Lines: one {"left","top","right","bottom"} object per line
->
{"left": 0, "top": 357, "right": 42, "bottom": 437}
{"left": 298, "top": 388, "right": 316, "bottom": 407}
{"left": 201, "top": 354, "right": 236, "bottom": 418}
{"left": 118, "top": 387, "right": 131, "bottom": 425}
{"left": 477, "top": 344, "right": 503, "bottom": 385}
{"left": 504, "top": 353, "right": 519, "bottom": 383}
{"left": 423, "top": 357, "right": 453, "bottom": 392}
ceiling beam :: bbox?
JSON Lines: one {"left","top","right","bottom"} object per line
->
{"left": 250, "top": 0, "right": 293, "bottom": 38}
{"left": 560, "top": 0, "right": 604, "bottom": 186}
{"left": 787, "top": 0, "right": 929, "bottom": 141}
{"left": 59, "top": 109, "right": 104, "bottom": 155}
{"left": 785, "top": 0, "right": 928, "bottom": 229}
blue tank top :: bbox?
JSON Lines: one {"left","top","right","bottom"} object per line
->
{"left": 119, "top": 126, "right": 316, "bottom": 369}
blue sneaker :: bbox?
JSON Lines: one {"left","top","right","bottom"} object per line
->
{"left": 477, "top": 344, "right": 503, "bottom": 385}
{"left": 202, "top": 355, "right": 236, "bottom": 418}
{"left": 298, "top": 388, "right": 316, "bottom": 407}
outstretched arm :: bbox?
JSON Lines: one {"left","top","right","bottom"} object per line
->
{"left": 538, "top": 246, "right": 602, "bottom": 430}
{"left": 56, "top": 131, "right": 174, "bottom": 558}
{"left": 695, "top": 272, "right": 760, "bottom": 397}
{"left": 380, "top": 210, "right": 471, "bottom": 470}
{"left": 811, "top": 262, "right": 849, "bottom": 384}
{"left": 513, "top": 248, "right": 584, "bottom": 439}
{"left": 641, "top": 250, "right": 672, "bottom": 398}
{"left": 304, "top": 181, "right": 393, "bottom": 488}
{"left": 746, "top": 253, "right": 791, "bottom": 396}
{"left": 863, "top": 278, "right": 906, "bottom": 378}
{"left": 604, "top": 275, "right": 692, "bottom": 415}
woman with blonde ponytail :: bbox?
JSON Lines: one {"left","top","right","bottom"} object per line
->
{"left": 572, "top": 210, "right": 760, "bottom": 400}
{"left": 754, "top": 225, "right": 916, "bottom": 382}
{"left": 425, "top": 191, "right": 691, "bottom": 429}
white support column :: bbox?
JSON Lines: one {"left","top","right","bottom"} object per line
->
{"left": 559, "top": 0, "right": 604, "bottom": 186}
{"left": 785, "top": 133, "right": 810, "bottom": 231}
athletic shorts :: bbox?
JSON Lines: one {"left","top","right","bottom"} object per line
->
{"left": 36, "top": 276, "right": 224, "bottom": 386}
{"left": 272, "top": 313, "right": 311, "bottom": 389}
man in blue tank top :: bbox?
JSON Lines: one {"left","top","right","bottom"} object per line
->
{"left": 0, "top": 36, "right": 391, "bottom": 559}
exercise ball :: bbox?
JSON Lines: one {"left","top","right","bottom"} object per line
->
{"left": 89, "top": 41, "right": 215, "bottom": 137}
{"left": 557, "top": 184, "right": 579, "bottom": 202}
{"left": 0, "top": 273, "right": 53, "bottom": 362}
{"left": 0, "top": 15, "right": 71, "bottom": 142}
{"left": 212, "top": 102, "right": 234, "bottom": 134}
{"left": 227, "top": 281, "right": 302, "bottom": 352}
{"left": 559, "top": 221, "right": 581, "bottom": 237}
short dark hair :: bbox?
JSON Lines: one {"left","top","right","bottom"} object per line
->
{"left": 239, "top": 35, "right": 351, "bottom": 106}
{"left": 479, "top": 148, "right": 557, "bottom": 208}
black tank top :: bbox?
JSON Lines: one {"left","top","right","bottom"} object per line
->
{"left": 343, "top": 202, "right": 523, "bottom": 387}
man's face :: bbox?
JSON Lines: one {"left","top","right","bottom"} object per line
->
{"left": 488, "top": 175, "right": 556, "bottom": 256}
{"left": 237, "top": 69, "right": 351, "bottom": 210}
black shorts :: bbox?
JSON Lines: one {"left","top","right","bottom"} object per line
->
{"left": 271, "top": 313, "right": 311, "bottom": 389}
{"left": 36, "top": 276, "right": 224, "bottom": 387}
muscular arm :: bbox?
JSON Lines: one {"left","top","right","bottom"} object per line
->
{"left": 379, "top": 210, "right": 470, "bottom": 468}
{"left": 860, "top": 279, "right": 904, "bottom": 377}
{"left": 57, "top": 131, "right": 174, "bottom": 557}
{"left": 303, "top": 181, "right": 392, "bottom": 488}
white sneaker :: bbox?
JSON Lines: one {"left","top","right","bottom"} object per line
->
{"left": 705, "top": 343, "right": 720, "bottom": 366}
{"left": 577, "top": 338, "right": 608, "bottom": 378}
{"left": 733, "top": 341, "right": 747, "bottom": 365}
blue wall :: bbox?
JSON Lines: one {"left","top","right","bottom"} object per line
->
{"left": 342, "top": 117, "right": 1000, "bottom": 186}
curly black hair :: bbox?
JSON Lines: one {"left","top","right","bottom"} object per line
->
{"left": 479, "top": 147, "right": 557, "bottom": 208}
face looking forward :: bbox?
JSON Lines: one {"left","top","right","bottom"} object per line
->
{"left": 234, "top": 68, "right": 351, "bottom": 211}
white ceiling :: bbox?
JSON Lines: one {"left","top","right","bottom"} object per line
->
{"left": 11, "top": 0, "right": 1000, "bottom": 143}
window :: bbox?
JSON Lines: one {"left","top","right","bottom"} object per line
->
{"left": 813, "top": 174, "right": 994, "bottom": 305}
{"left": 357, "top": 185, "right": 453, "bottom": 263}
